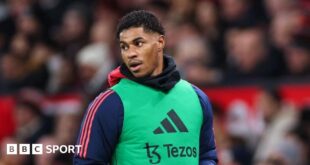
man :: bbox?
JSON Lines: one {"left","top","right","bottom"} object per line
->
{"left": 74, "top": 10, "right": 217, "bottom": 165}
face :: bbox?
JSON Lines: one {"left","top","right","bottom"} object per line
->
{"left": 256, "top": 91, "right": 279, "bottom": 123}
{"left": 14, "top": 105, "right": 35, "bottom": 127}
{"left": 285, "top": 47, "right": 310, "bottom": 74}
{"left": 119, "top": 27, "right": 165, "bottom": 78}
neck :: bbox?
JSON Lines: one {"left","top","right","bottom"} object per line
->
{"left": 150, "top": 54, "right": 164, "bottom": 77}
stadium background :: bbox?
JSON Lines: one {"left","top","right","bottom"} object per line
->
{"left": 0, "top": 0, "right": 309, "bottom": 164}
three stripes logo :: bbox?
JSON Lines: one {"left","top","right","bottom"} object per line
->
{"left": 153, "top": 109, "right": 188, "bottom": 134}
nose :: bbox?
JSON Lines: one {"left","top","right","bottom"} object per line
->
{"left": 126, "top": 47, "right": 138, "bottom": 59}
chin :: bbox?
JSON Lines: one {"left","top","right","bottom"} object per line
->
{"left": 132, "top": 72, "right": 146, "bottom": 78}
{"left": 131, "top": 70, "right": 150, "bottom": 78}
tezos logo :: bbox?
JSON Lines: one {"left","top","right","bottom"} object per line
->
{"left": 144, "top": 143, "right": 197, "bottom": 164}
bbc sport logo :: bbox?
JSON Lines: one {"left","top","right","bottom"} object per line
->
{"left": 7, "top": 144, "right": 81, "bottom": 155}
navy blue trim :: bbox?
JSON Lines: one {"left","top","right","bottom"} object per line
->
{"left": 192, "top": 85, "right": 218, "bottom": 165}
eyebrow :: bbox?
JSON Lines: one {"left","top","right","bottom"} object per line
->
{"left": 132, "top": 37, "right": 144, "bottom": 42}
{"left": 120, "top": 37, "right": 144, "bottom": 44}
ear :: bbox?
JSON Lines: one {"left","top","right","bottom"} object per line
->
{"left": 157, "top": 35, "right": 165, "bottom": 51}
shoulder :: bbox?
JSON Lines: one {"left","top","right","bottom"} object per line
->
{"left": 175, "top": 79, "right": 199, "bottom": 92}
{"left": 190, "top": 85, "right": 213, "bottom": 119}
{"left": 92, "top": 89, "right": 121, "bottom": 106}
{"left": 175, "top": 80, "right": 211, "bottom": 104}
{"left": 88, "top": 89, "right": 124, "bottom": 117}
{"left": 82, "top": 89, "right": 124, "bottom": 137}
{"left": 191, "top": 85, "right": 210, "bottom": 103}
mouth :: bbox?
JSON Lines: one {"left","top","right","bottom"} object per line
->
{"left": 128, "top": 60, "right": 143, "bottom": 72}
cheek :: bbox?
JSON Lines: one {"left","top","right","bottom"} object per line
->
{"left": 145, "top": 49, "right": 158, "bottom": 71}
{"left": 144, "top": 44, "right": 158, "bottom": 65}
{"left": 121, "top": 54, "right": 128, "bottom": 65}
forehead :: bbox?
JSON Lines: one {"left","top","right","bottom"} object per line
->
{"left": 119, "top": 27, "right": 157, "bottom": 42}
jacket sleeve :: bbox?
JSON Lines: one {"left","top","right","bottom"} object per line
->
{"left": 73, "top": 89, "right": 124, "bottom": 165}
{"left": 192, "top": 86, "right": 218, "bottom": 165}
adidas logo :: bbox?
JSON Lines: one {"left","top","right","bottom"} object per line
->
{"left": 153, "top": 109, "right": 188, "bottom": 134}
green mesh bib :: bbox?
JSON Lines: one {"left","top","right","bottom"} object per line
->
{"left": 111, "top": 79, "right": 203, "bottom": 165}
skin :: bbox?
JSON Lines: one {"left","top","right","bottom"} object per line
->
{"left": 119, "top": 27, "right": 165, "bottom": 78}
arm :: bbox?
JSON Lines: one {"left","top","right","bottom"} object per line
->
{"left": 73, "top": 90, "right": 124, "bottom": 165}
{"left": 192, "top": 86, "right": 218, "bottom": 165}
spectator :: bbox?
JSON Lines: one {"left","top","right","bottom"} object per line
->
{"left": 195, "top": 1, "right": 220, "bottom": 41}
{"left": 14, "top": 98, "right": 48, "bottom": 144}
{"left": 293, "top": 107, "right": 310, "bottom": 164}
{"left": 16, "top": 12, "right": 42, "bottom": 40}
{"left": 174, "top": 35, "right": 222, "bottom": 85}
{"left": 90, "top": 19, "right": 115, "bottom": 45}
{"left": 225, "top": 27, "right": 281, "bottom": 82}
{"left": 9, "top": 33, "right": 32, "bottom": 60}
{"left": 168, "top": 0, "right": 194, "bottom": 23}
{"left": 0, "top": 53, "right": 25, "bottom": 93}
{"left": 195, "top": 1, "right": 226, "bottom": 68}
{"left": 259, "top": 135, "right": 304, "bottom": 165}
{"left": 144, "top": 0, "right": 170, "bottom": 23}
{"left": 268, "top": 11, "right": 301, "bottom": 73}
{"left": 0, "top": 41, "right": 50, "bottom": 93}
{"left": 35, "top": 112, "right": 81, "bottom": 165}
{"left": 270, "top": 11, "right": 302, "bottom": 49}
{"left": 254, "top": 87, "right": 298, "bottom": 163}
{"left": 54, "top": 3, "right": 90, "bottom": 60}
{"left": 2, "top": 88, "right": 51, "bottom": 165}
{"left": 224, "top": 101, "right": 254, "bottom": 165}
{"left": 76, "top": 43, "right": 114, "bottom": 99}
{"left": 283, "top": 35, "right": 310, "bottom": 78}
{"left": 264, "top": 0, "right": 297, "bottom": 18}
{"left": 0, "top": 138, "right": 27, "bottom": 165}
{"left": 47, "top": 56, "right": 77, "bottom": 94}
{"left": 220, "top": 0, "right": 259, "bottom": 28}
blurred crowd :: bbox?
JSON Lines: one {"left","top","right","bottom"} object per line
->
{"left": 212, "top": 86, "right": 310, "bottom": 165}
{"left": 0, "top": 0, "right": 309, "bottom": 165}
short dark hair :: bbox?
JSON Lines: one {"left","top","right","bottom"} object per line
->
{"left": 116, "top": 10, "right": 165, "bottom": 39}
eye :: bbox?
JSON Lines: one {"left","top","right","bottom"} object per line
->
{"left": 138, "top": 41, "right": 143, "bottom": 47}
{"left": 120, "top": 44, "right": 129, "bottom": 51}
{"left": 135, "top": 41, "right": 143, "bottom": 47}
